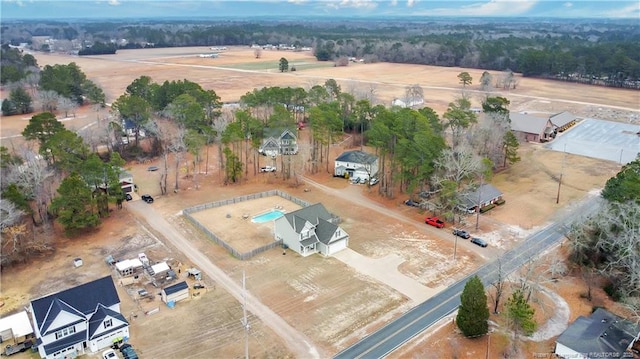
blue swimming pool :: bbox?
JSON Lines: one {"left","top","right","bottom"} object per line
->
{"left": 251, "top": 210, "right": 284, "bottom": 223}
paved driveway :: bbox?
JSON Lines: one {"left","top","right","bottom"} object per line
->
{"left": 547, "top": 118, "right": 640, "bottom": 164}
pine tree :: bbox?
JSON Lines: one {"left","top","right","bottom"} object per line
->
{"left": 505, "top": 289, "right": 537, "bottom": 337}
{"left": 456, "top": 275, "right": 490, "bottom": 337}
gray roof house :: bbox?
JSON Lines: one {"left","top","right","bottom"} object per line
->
{"left": 259, "top": 127, "right": 298, "bottom": 157}
{"left": 510, "top": 112, "right": 554, "bottom": 142}
{"left": 334, "top": 150, "right": 379, "bottom": 180}
{"left": 459, "top": 184, "right": 504, "bottom": 213}
{"left": 29, "top": 276, "right": 129, "bottom": 359}
{"left": 555, "top": 308, "right": 640, "bottom": 359}
{"left": 274, "top": 203, "right": 349, "bottom": 257}
{"left": 549, "top": 111, "right": 578, "bottom": 132}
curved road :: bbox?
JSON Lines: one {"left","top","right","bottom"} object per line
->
{"left": 333, "top": 195, "right": 602, "bottom": 359}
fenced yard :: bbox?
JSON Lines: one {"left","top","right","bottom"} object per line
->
{"left": 183, "top": 190, "right": 309, "bottom": 260}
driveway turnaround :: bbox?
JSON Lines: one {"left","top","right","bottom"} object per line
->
{"left": 333, "top": 249, "right": 443, "bottom": 304}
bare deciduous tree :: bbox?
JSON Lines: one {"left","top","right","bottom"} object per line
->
{"left": 57, "top": 97, "right": 78, "bottom": 118}
{"left": 38, "top": 90, "right": 60, "bottom": 112}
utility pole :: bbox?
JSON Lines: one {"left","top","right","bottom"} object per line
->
{"left": 241, "top": 270, "right": 249, "bottom": 359}
{"left": 556, "top": 144, "right": 567, "bottom": 204}
{"left": 453, "top": 231, "right": 458, "bottom": 261}
{"left": 475, "top": 176, "right": 483, "bottom": 231}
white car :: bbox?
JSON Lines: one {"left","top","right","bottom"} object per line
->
{"left": 260, "top": 166, "right": 276, "bottom": 172}
{"left": 102, "top": 349, "right": 117, "bottom": 359}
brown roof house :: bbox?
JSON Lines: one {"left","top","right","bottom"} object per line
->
{"left": 510, "top": 112, "right": 554, "bottom": 142}
{"left": 549, "top": 111, "right": 578, "bottom": 133}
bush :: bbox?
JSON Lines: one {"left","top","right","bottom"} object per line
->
{"left": 603, "top": 283, "right": 622, "bottom": 301}
{"left": 480, "top": 204, "right": 496, "bottom": 213}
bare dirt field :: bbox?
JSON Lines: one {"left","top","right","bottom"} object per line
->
{"left": 1, "top": 46, "right": 639, "bottom": 358}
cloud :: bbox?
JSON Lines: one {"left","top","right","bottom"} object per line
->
{"left": 563, "top": 2, "right": 572, "bottom": 8}
{"left": 108, "top": 0, "right": 120, "bottom": 5}
{"left": 429, "top": 0, "right": 538, "bottom": 17}
{"left": 407, "top": 0, "right": 415, "bottom": 7}
{"left": 390, "top": 0, "right": 398, "bottom": 6}
{"left": 3, "top": 0, "right": 26, "bottom": 6}
{"left": 602, "top": 2, "right": 640, "bottom": 18}
{"left": 325, "top": 0, "right": 378, "bottom": 10}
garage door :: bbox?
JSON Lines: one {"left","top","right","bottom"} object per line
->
{"left": 328, "top": 238, "right": 348, "bottom": 255}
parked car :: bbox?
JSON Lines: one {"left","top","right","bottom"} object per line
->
{"left": 102, "top": 349, "right": 117, "bottom": 359}
{"left": 260, "top": 166, "right": 276, "bottom": 172}
{"left": 125, "top": 193, "right": 132, "bottom": 201}
{"left": 359, "top": 177, "right": 366, "bottom": 184}
{"left": 369, "top": 177, "right": 380, "bottom": 185}
{"left": 404, "top": 199, "right": 420, "bottom": 207}
{"left": 453, "top": 229, "right": 471, "bottom": 239}
{"left": 141, "top": 194, "right": 154, "bottom": 203}
{"left": 471, "top": 237, "right": 488, "bottom": 247}
{"left": 350, "top": 177, "right": 361, "bottom": 184}
{"left": 425, "top": 216, "right": 445, "bottom": 228}
{"left": 147, "top": 165, "right": 159, "bottom": 171}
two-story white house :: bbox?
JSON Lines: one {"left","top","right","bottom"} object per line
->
{"left": 274, "top": 203, "right": 349, "bottom": 257}
{"left": 259, "top": 127, "right": 298, "bottom": 157}
{"left": 29, "top": 276, "right": 129, "bottom": 359}
{"left": 334, "top": 150, "right": 379, "bottom": 180}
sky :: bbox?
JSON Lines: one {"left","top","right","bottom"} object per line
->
{"left": 1, "top": 0, "right": 639, "bottom": 20}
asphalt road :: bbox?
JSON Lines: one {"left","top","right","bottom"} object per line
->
{"left": 334, "top": 195, "right": 602, "bottom": 359}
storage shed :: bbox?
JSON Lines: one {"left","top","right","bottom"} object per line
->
{"left": 148, "top": 262, "right": 170, "bottom": 277}
{"left": 115, "top": 258, "right": 143, "bottom": 277}
{"left": 161, "top": 281, "right": 189, "bottom": 304}
{"left": 0, "top": 311, "right": 33, "bottom": 344}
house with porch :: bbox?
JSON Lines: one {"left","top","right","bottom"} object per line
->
{"left": 29, "top": 276, "right": 129, "bottom": 359}
{"left": 510, "top": 112, "right": 554, "bottom": 142}
{"left": 459, "top": 183, "right": 504, "bottom": 213}
{"left": 555, "top": 308, "right": 640, "bottom": 359}
{"left": 274, "top": 203, "right": 349, "bottom": 257}
{"left": 259, "top": 127, "right": 298, "bottom": 157}
{"left": 334, "top": 150, "right": 379, "bottom": 180}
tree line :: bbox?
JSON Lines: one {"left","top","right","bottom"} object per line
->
{"left": 3, "top": 18, "right": 638, "bottom": 88}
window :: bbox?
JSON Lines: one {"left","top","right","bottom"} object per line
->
{"left": 103, "top": 318, "right": 113, "bottom": 329}
{"left": 54, "top": 326, "right": 76, "bottom": 340}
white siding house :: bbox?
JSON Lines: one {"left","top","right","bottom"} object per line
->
{"left": 274, "top": 203, "right": 349, "bottom": 257}
{"left": 334, "top": 150, "right": 379, "bottom": 180}
{"left": 259, "top": 127, "right": 298, "bottom": 157}
{"left": 555, "top": 308, "right": 640, "bottom": 359}
{"left": 29, "top": 276, "right": 129, "bottom": 359}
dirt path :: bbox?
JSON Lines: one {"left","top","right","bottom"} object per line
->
{"left": 126, "top": 201, "right": 322, "bottom": 359}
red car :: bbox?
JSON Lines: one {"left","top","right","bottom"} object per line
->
{"left": 425, "top": 216, "right": 445, "bottom": 228}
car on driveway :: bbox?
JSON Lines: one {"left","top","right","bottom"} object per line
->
{"left": 453, "top": 229, "right": 470, "bottom": 239}
{"left": 102, "top": 349, "right": 117, "bottom": 359}
{"left": 425, "top": 216, "right": 445, "bottom": 228}
{"left": 260, "top": 166, "right": 276, "bottom": 172}
{"left": 141, "top": 194, "right": 154, "bottom": 203}
{"left": 125, "top": 193, "right": 133, "bottom": 201}
{"left": 147, "top": 166, "right": 159, "bottom": 171}
{"left": 470, "top": 237, "right": 488, "bottom": 247}
{"left": 369, "top": 177, "right": 379, "bottom": 185}
{"left": 404, "top": 199, "right": 420, "bottom": 207}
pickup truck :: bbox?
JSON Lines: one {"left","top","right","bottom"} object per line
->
{"left": 425, "top": 216, "right": 445, "bottom": 228}
{"left": 4, "top": 339, "right": 33, "bottom": 356}
{"left": 260, "top": 166, "right": 276, "bottom": 172}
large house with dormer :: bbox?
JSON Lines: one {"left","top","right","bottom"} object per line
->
{"left": 334, "top": 150, "right": 379, "bottom": 180}
{"left": 29, "top": 276, "right": 129, "bottom": 359}
{"left": 259, "top": 127, "right": 298, "bottom": 157}
{"left": 274, "top": 203, "right": 349, "bottom": 257}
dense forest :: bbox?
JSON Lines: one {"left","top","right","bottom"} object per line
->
{"left": 2, "top": 18, "right": 639, "bottom": 88}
